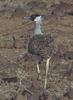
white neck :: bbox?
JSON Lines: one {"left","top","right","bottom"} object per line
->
{"left": 34, "top": 21, "right": 43, "bottom": 35}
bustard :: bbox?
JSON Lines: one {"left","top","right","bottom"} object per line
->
{"left": 24, "top": 14, "right": 57, "bottom": 89}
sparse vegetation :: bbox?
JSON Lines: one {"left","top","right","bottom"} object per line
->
{"left": 0, "top": 0, "right": 73, "bottom": 100}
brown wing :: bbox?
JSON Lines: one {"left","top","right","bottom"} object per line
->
{"left": 28, "top": 34, "right": 56, "bottom": 58}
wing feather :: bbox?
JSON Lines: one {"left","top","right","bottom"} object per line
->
{"left": 28, "top": 34, "right": 56, "bottom": 58}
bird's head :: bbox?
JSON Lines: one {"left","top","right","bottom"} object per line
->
{"left": 24, "top": 14, "right": 42, "bottom": 23}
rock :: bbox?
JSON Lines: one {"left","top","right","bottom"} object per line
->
{"left": 0, "top": 35, "right": 13, "bottom": 48}
{"left": 2, "top": 77, "right": 18, "bottom": 83}
{"left": 27, "top": 1, "right": 47, "bottom": 9}
{"left": 59, "top": 96, "right": 69, "bottom": 100}
{"left": 39, "top": 90, "right": 58, "bottom": 100}
{"left": 50, "top": 2, "right": 73, "bottom": 16}
{"left": 16, "top": 94, "right": 24, "bottom": 100}
{"left": 68, "top": 88, "right": 73, "bottom": 99}
{"left": 63, "top": 51, "right": 73, "bottom": 60}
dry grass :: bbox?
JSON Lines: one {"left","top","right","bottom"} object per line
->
{"left": 0, "top": 0, "right": 73, "bottom": 100}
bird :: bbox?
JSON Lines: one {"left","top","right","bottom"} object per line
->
{"left": 24, "top": 14, "right": 57, "bottom": 89}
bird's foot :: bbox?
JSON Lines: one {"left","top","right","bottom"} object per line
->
{"left": 37, "top": 74, "right": 41, "bottom": 80}
{"left": 39, "top": 89, "right": 49, "bottom": 100}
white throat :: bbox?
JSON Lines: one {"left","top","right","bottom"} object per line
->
{"left": 34, "top": 16, "right": 43, "bottom": 35}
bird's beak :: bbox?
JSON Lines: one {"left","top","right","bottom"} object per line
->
{"left": 24, "top": 17, "right": 31, "bottom": 20}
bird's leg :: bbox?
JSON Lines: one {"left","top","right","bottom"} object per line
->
{"left": 44, "top": 57, "right": 51, "bottom": 89}
{"left": 36, "top": 64, "right": 41, "bottom": 80}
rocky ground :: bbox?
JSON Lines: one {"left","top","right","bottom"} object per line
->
{"left": 0, "top": 0, "right": 73, "bottom": 100}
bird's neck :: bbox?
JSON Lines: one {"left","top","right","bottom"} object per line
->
{"left": 34, "top": 21, "right": 43, "bottom": 35}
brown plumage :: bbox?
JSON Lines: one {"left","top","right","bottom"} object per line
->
{"left": 24, "top": 14, "right": 57, "bottom": 89}
{"left": 28, "top": 34, "right": 55, "bottom": 63}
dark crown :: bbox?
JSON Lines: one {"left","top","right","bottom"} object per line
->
{"left": 30, "top": 14, "right": 40, "bottom": 21}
